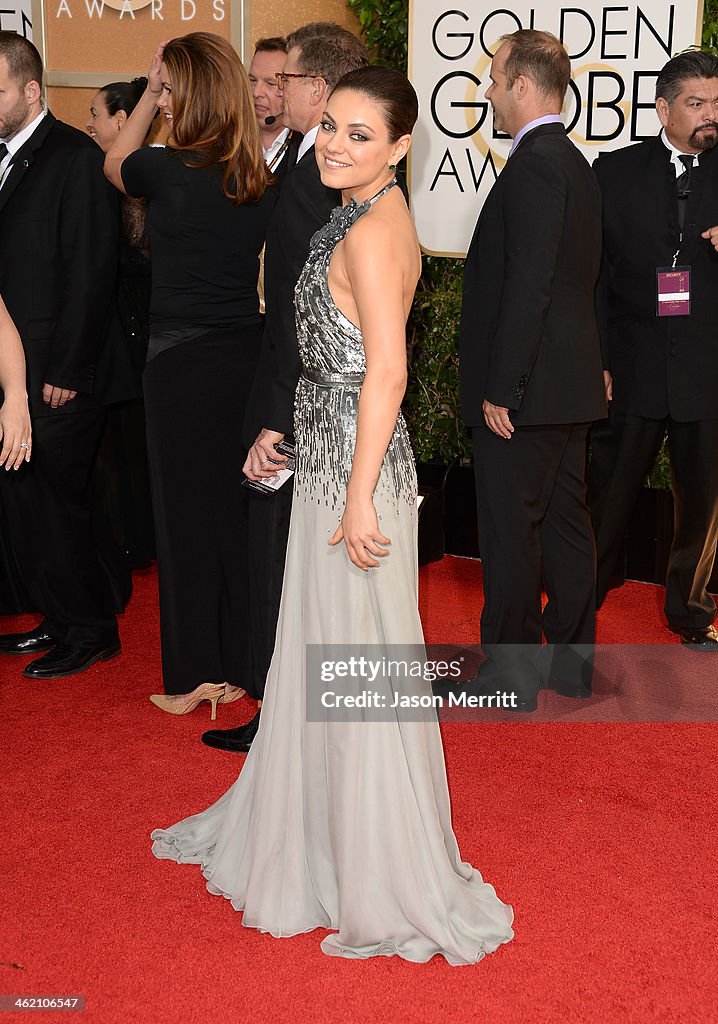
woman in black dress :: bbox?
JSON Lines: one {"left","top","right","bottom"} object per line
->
{"left": 104, "top": 34, "right": 277, "bottom": 717}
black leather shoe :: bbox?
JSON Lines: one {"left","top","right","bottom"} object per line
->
{"left": 202, "top": 711, "right": 261, "bottom": 753}
{"left": 0, "top": 625, "right": 59, "bottom": 656}
{"left": 459, "top": 673, "right": 538, "bottom": 713}
{"left": 676, "top": 625, "right": 718, "bottom": 650}
{"left": 22, "top": 641, "right": 121, "bottom": 678}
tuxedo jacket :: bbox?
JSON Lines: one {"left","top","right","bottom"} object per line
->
{"left": 244, "top": 144, "right": 340, "bottom": 443}
{"left": 593, "top": 136, "right": 718, "bottom": 421}
{"left": 460, "top": 122, "right": 606, "bottom": 427}
{"left": 0, "top": 113, "right": 133, "bottom": 418}
{"left": 271, "top": 130, "right": 302, "bottom": 186}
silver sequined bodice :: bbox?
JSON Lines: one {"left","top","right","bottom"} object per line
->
{"left": 293, "top": 188, "right": 416, "bottom": 511}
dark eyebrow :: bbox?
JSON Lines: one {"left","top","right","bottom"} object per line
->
{"left": 322, "top": 111, "right": 336, "bottom": 123}
{"left": 348, "top": 122, "right": 375, "bottom": 131}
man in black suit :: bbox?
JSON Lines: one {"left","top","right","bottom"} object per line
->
{"left": 202, "top": 24, "right": 368, "bottom": 752}
{"left": 249, "top": 36, "right": 301, "bottom": 184}
{"left": 459, "top": 30, "right": 606, "bottom": 709}
{"left": 590, "top": 50, "right": 718, "bottom": 650}
{"left": 0, "top": 32, "right": 128, "bottom": 677}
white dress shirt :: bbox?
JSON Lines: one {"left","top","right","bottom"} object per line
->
{"left": 297, "top": 124, "right": 320, "bottom": 163}
{"left": 263, "top": 126, "right": 290, "bottom": 169}
{"left": 661, "top": 128, "right": 700, "bottom": 178}
{"left": 0, "top": 107, "right": 47, "bottom": 190}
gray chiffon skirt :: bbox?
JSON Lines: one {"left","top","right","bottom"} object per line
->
{"left": 151, "top": 466, "right": 514, "bottom": 964}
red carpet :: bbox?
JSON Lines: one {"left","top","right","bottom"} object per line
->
{"left": 1, "top": 558, "right": 716, "bottom": 1024}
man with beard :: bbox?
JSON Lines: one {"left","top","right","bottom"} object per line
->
{"left": 0, "top": 32, "right": 127, "bottom": 675}
{"left": 590, "top": 50, "right": 718, "bottom": 648}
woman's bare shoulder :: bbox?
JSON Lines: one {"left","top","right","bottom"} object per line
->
{"left": 345, "top": 193, "right": 419, "bottom": 271}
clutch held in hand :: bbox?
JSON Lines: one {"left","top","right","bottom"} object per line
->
{"left": 243, "top": 440, "right": 296, "bottom": 495}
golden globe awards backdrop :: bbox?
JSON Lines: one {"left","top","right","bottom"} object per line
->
{"left": 409, "top": 2, "right": 706, "bottom": 256}
{"left": 5, "top": 0, "right": 354, "bottom": 129}
{"left": 0, "top": 1, "right": 34, "bottom": 37}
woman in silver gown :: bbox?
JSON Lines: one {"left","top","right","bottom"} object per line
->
{"left": 151, "top": 66, "right": 514, "bottom": 965}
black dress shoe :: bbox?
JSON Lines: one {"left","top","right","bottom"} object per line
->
{"left": 0, "top": 625, "right": 58, "bottom": 656}
{"left": 22, "top": 640, "right": 121, "bottom": 679}
{"left": 676, "top": 625, "right": 718, "bottom": 650}
{"left": 202, "top": 711, "right": 261, "bottom": 753}
{"left": 459, "top": 673, "right": 538, "bottom": 713}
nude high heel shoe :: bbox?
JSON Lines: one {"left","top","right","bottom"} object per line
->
{"left": 149, "top": 683, "right": 226, "bottom": 721}
{"left": 218, "top": 685, "right": 246, "bottom": 705}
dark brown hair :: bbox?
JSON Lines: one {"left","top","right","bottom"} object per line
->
{"left": 162, "top": 32, "right": 271, "bottom": 204}
{"left": 254, "top": 37, "right": 287, "bottom": 55}
{"left": 0, "top": 30, "right": 43, "bottom": 89}
{"left": 332, "top": 66, "right": 418, "bottom": 142}
{"left": 500, "top": 29, "right": 570, "bottom": 104}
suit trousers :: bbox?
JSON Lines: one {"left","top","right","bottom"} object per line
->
{"left": 589, "top": 410, "right": 718, "bottom": 628}
{"left": 473, "top": 423, "right": 596, "bottom": 644}
{"left": 143, "top": 326, "right": 260, "bottom": 694}
{"left": 245, "top": 480, "right": 293, "bottom": 701}
{"left": 473, "top": 423, "right": 596, "bottom": 699}
{"left": 0, "top": 408, "right": 118, "bottom": 644}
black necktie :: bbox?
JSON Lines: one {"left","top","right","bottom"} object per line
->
{"left": 676, "top": 153, "right": 693, "bottom": 197}
{"left": 676, "top": 154, "right": 693, "bottom": 231}
{"left": 0, "top": 142, "right": 8, "bottom": 163}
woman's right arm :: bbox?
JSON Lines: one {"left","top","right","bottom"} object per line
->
{"left": 104, "top": 42, "right": 166, "bottom": 193}
{"left": 328, "top": 213, "right": 418, "bottom": 570}
{"left": 0, "top": 296, "right": 31, "bottom": 470}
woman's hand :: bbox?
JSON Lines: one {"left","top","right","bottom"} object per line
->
{"left": 329, "top": 495, "right": 390, "bottom": 570}
{"left": 148, "top": 41, "right": 168, "bottom": 97}
{"left": 243, "top": 428, "right": 287, "bottom": 481}
{"left": 0, "top": 394, "right": 31, "bottom": 470}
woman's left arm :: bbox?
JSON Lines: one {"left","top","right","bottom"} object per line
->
{"left": 104, "top": 42, "right": 166, "bottom": 193}
{"left": 0, "top": 296, "right": 31, "bottom": 470}
{"left": 328, "top": 218, "right": 416, "bottom": 570}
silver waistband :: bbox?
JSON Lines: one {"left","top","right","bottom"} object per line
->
{"left": 301, "top": 367, "right": 365, "bottom": 388}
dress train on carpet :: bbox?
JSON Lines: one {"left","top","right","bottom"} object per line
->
{"left": 151, "top": 195, "right": 513, "bottom": 964}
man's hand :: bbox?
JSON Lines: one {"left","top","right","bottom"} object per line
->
{"left": 483, "top": 400, "right": 514, "bottom": 439}
{"left": 42, "top": 383, "right": 77, "bottom": 409}
{"left": 701, "top": 225, "right": 718, "bottom": 253}
{"left": 603, "top": 369, "right": 613, "bottom": 403}
{"left": 243, "top": 428, "right": 287, "bottom": 481}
